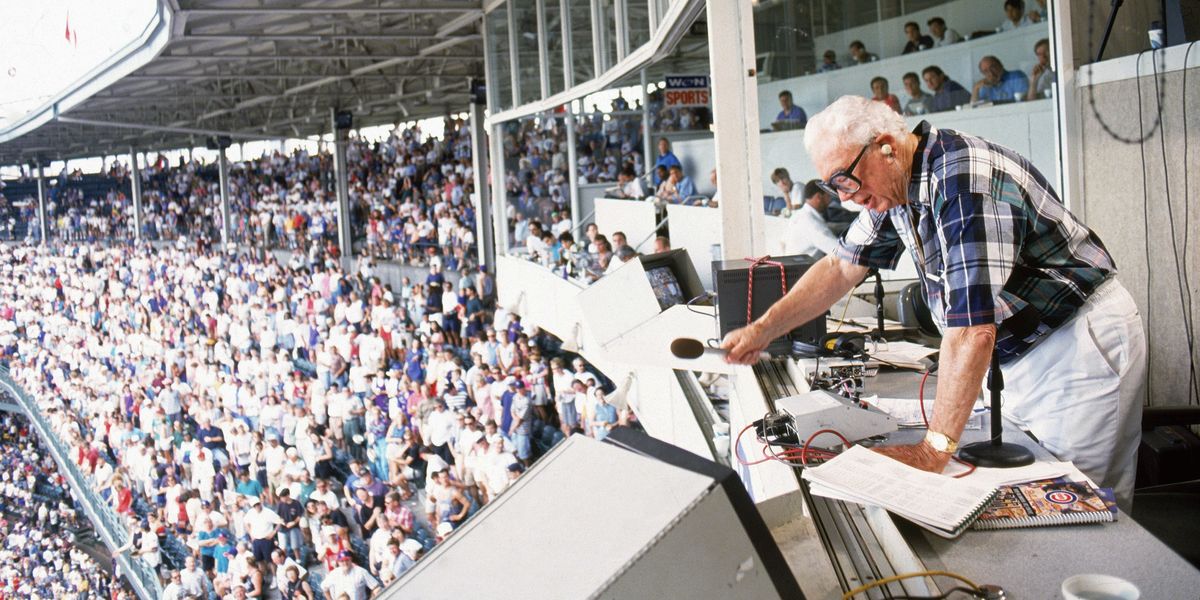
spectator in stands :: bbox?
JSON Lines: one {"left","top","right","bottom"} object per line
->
{"left": 922, "top": 65, "right": 972, "bottom": 112}
{"left": 1027, "top": 38, "right": 1055, "bottom": 100}
{"left": 769, "top": 168, "right": 802, "bottom": 211}
{"left": 614, "top": 166, "right": 647, "bottom": 199}
{"left": 927, "top": 17, "right": 963, "bottom": 47}
{"left": 321, "top": 550, "right": 381, "bottom": 600}
{"left": 999, "top": 0, "right": 1033, "bottom": 32}
{"left": 653, "top": 138, "right": 681, "bottom": 185}
{"left": 784, "top": 180, "right": 841, "bottom": 257}
{"left": 774, "top": 90, "right": 808, "bottom": 129}
{"left": 1028, "top": 0, "right": 1048, "bottom": 22}
{"left": 870, "top": 77, "right": 902, "bottom": 113}
{"left": 653, "top": 235, "right": 671, "bottom": 253}
{"left": 656, "top": 166, "right": 696, "bottom": 204}
{"left": 817, "top": 50, "right": 841, "bottom": 73}
{"left": 848, "top": 41, "right": 878, "bottom": 65}
{"left": 902, "top": 72, "right": 931, "bottom": 116}
{"left": 972, "top": 55, "right": 1030, "bottom": 104}
{"left": 902, "top": 22, "right": 934, "bottom": 54}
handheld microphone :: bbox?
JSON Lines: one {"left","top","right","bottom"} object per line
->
{"left": 670, "top": 338, "right": 771, "bottom": 362}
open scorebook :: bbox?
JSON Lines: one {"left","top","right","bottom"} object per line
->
{"left": 801, "top": 445, "right": 999, "bottom": 538}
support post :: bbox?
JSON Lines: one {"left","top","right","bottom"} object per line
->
{"left": 129, "top": 148, "right": 143, "bottom": 242}
{"left": 36, "top": 162, "right": 48, "bottom": 244}
{"left": 331, "top": 108, "right": 353, "bottom": 264}
{"left": 217, "top": 144, "right": 232, "bottom": 248}
{"left": 706, "top": 0, "right": 766, "bottom": 259}
{"left": 469, "top": 103, "right": 495, "bottom": 270}
{"left": 490, "top": 123, "right": 510, "bottom": 254}
{"left": 1051, "top": 0, "right": 1084, "bottom": 219}
{"left": 565, "top": 106, "right": 581, "bottom": 231}
{"left": 640, "top": 69, "right": 652, "bottom": 175}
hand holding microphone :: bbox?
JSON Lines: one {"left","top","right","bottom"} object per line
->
{"left": 671, "top": 328, "right": 771, "bottom": 365}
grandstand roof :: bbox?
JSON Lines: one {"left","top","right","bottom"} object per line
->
{"left": 0, "top": 0, "right": 484, "bottom": 166}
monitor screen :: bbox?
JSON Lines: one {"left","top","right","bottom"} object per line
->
{"left": 646, "top": 266, "right": 686, "bottom": 310}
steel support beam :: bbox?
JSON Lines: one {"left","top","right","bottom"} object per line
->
{"left": 36, "top": 163, "right": 47, "bottom": 244}
{"left": 469, "top": 103, "right": 495, "bottom": 270}
{"left": 182, "top": 5, "right": 478, "bottom": 15}
{"left": 706, "top": 0, "right": 765, "bottom": 258}
{"left": 217, "top": 144, "right": 232, "bottom": 248}
{"left": 55, "top": 116, "right": 286, "bottom": 142}
{"left": 129, "top": 148, "right": 143, "bottom": 242}
{"left": 182, "top": 32, "right": 443, "bottom": 41}
{"left": 565, "top": 107, "right": 582, "bottom": 231}
{"left": 489, "top": 123, "right": 509, "bottom": 253}
{"left": 332, "top": 109, "right": 353, "bottom": 264}
{"left": 641, "top": 69, "right": 652, "bottom": 175}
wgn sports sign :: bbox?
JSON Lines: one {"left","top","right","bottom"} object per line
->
{"left": 664, "top": 75, "right": 710, "bottom": 107}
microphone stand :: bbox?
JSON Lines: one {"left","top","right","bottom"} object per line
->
{"left": 958, "top": 346, "right": 1035, "bottom": 468}
{"left": 1095, "top": 0, "right": 1125, "bottom": 62}
{"left": 874, "top": 270, "right": 885, "bottom": 341}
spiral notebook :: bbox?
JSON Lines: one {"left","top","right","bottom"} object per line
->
{"left": 801, "top": 445, "right": 999, "bottom": 539}
{"left": 972, "top": 478, "right": 1117, "bottom": 530}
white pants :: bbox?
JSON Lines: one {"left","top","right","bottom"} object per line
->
{"left": 1000, "top": 278, "right": 1146, "bottom": 512}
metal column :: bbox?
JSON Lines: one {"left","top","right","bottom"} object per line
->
{"left": 129, "top": 148, "right": 143, "bottom": 242}
{"left": 489, "top": 123, "right": 509, "bottom": 253}
{"left": 217, "top": 145, "right": 232, "bottom": 248}
{"left": 469, "top": 103, "right": 495, "bottom": 269}
{"left": 565, "top": 106, "right": 581, "bottom": 231}
{"left": 35, "top": 162, "right": 47, "bottom": 244}
{"left": 641, "top": 69, "right": 653, "bottom": 175}
{"left": 331, "top": 108, "right": 353, "bottom": 263}
{"left": 706, "top": 0, "right": 766, "bottom": 258}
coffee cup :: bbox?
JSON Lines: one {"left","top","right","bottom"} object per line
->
{"left": 1062, "top": 574, "right": 1139, "bottom": 600}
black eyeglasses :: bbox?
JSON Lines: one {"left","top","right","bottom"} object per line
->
{"left": 815, "top": 142, "right": 872, "bottom": 198}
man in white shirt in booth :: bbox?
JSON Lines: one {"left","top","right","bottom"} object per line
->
{"left": 784, "top": 178, "right": 842, "bottom": 258}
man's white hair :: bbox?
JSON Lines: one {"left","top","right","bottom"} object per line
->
{"left": 804, "top": 96, "right": 909, "bottom": 164}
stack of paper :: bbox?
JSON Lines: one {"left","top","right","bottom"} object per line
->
{"left": 865, "top": 340, "right": 938, "bottom": 370}
{"left": 802, "top": 446, "right": 998, "bottom": 538}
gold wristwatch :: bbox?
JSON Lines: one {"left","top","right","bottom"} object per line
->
{"left": 924, "top": 430, "right": 958, "bottom": 454}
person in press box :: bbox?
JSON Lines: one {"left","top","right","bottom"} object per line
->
{"left": 721, "top": 95, "right": 1146, "bottom": 510}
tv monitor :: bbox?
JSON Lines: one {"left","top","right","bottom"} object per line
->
{"left": 646, "top": 265, "right": 686, "bottom": 310}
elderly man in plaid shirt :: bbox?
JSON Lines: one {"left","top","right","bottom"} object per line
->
{"left": 723, "top": 95, "right": 1146, "bottom": 509}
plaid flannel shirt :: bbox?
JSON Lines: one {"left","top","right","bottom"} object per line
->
{"left": 835, "top": 120, "right": 1115, "bottom": 362}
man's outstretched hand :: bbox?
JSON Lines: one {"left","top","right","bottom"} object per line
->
{"left": 720, "top": 323, "right": 772, "bottom": 364}
{"left": 872, "top": 442, "right": 951, "bottom": 473}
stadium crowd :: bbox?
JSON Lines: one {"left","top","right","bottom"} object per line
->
{"left": 0, "top": 412, "right": 126, "bottom": 599}
{"left": 0, "top": 238, "right": 628, "bottom": 598}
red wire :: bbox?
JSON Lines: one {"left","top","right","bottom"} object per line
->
{"left": 951, "top": 456, "right": 977, "bottom": 478}
{"left": 919, "top": 370, "right": 932, "bottom": 429}
{"left": 801, "top": 428, "right": 853, "bottom": 466}
{"left": 734, "top": 422, "right": 776, "bottom": 466}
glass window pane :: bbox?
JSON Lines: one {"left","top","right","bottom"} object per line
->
{"left": 568, "top": 0, "right": 595, "bottom": 86}
{"left": 546, "top": 5, "right": 566, "bottom": 95}
{"left": 753, "top": 0, "right": 816, "bottom": 80}
{"left": 627, "top": 0, "right": 652, "bottom": 51}
{"left": 598, "top": 0, "right": 619, "bottom": 71}
{"left": 486, "top": 5, "right": 513, "bottom": 111}
{"left": 514, "top": 0, "right": 541, "bottom": 105}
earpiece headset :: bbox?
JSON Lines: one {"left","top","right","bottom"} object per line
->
{"left": 881, "top": 143, "right": 893, "bottom": 156}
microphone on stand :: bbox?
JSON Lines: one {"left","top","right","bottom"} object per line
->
{"left": 670, "top": 338, "right": 771, "bottom": 362}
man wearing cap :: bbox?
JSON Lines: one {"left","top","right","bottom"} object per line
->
{"left": 244, "top": 495, "right": 284, "bottom": 564}
{"left": 509, "top": 383, "right": 533, "bottom": 467}
{"left": 321, "top": 551, "right": 381, "bottom": 600}
{"left": 274, "top": 488, "right": 306, "bottom": 564}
